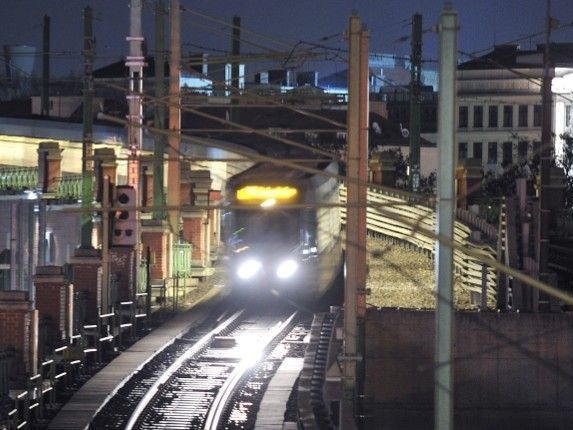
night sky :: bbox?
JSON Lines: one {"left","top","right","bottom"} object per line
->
{"left": 0, "top": 0, "right": 572, "bottom": 78}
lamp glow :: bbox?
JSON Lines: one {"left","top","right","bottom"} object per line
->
{"left": 276, "top": 259, "right": 298, "bottom": 279}
{"left": 237, "top": 259, "right": 262, "bottom": 280}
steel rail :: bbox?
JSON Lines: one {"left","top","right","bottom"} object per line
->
{"left": 204, "top": 311, "right": 298, "bottom": 430}
{"left": 124, "top": 309, "right": 244, "bottom": 430}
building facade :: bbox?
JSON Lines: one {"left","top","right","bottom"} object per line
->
{"left": 457, "top": 44, "right": 573, "bottom": 173}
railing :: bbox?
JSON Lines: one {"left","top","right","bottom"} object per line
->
{"left": 172, "top": 242, "right": 193, "bottom": 278}
{"left": 340, "top": 185, "right": 498, "bottom": 301}
{"left": 0, "top": 167, "right": 82, "bottom": 200}
{"left": 0, "top": 166, "right": 37, "bottom": 193}
{"left": 56, "top": 174, "right": 82, "bottom": 200}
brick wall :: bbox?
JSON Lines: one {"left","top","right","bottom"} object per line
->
{"left": 70, "top": 249, "right": 101, "bottom": 323}
{"left": 109, "top": 247, "right": 135, "bottom": 302}
{"left": 365, "top": 309, "right": 573, "bottom": 429}
{"left": 182, "top": 214, "right": 206, "bottom": 264}
{"left": 33, "top": 266, "right": 72, "bottom": 353}
{"left": 141, "top": 228, "right": 170, "bottom": 281}
{"left": 0, "top": 291, "right": 37, "bottom": 386}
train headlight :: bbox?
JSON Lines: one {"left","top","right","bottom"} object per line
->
{"left": 237, "top": 259, "right": 262, "bottom": 280}
{"left": 276, "top": 259, "right": 298, "bottom": 279}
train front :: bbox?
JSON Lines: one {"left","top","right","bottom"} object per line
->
{"left": 223, "top": 182, "right": 316, "bottom": 299}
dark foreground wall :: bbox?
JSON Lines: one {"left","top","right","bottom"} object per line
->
{"left": 365, "top": 309, "right": 573, "bottom": 430}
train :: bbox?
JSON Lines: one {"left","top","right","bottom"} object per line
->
{"left": 222, "top": 160, "right": 343, "bottom": 302}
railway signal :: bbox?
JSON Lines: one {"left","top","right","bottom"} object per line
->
{"left": 113, "top": 185, "right": 137, "bottom": 246}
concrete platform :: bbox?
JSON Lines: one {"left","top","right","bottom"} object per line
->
{"left": 255, "top": 357, "right": 304, "bottom": 430}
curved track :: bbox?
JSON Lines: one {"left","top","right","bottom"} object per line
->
{"left": 126, "top": 308, "right": 305, "bottom": 429}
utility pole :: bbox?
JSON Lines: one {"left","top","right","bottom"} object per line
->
{"left": 537, "top": 0, "right": 553, "bottom": 311}
{"left": 167, "top": 0, "right": 181, "bottom": 236}
{"left": 80, "top": 6, "right": 94, "bottom": 249}
{"left": 126, "top": 0, "right": 145, "bottom": 309}
{"left": 102, "top": 176, "right": 111, "bottom": 313}
{"left": 435, "top": 3, "right": 457, "bottom": 430}
{"left": 230, "top": 16, "right": 241, "bottom": 123}
{"left": 341, "top": 12, "right": 368, "bottom": 430}
{"left": 41, "top": 15, "right": 50, "bottom": 117}
{"left": 153, "top": 0, "right": 166, "bottom": 221}
{"left": 409, "top": 13, "right": 422, "bottom": 192}
{"left": 126, "top": 0, "right": 144, "bottom": 192}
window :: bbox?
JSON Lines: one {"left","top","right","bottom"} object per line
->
{"left": 518, "top": 105, "right": 528, "bottom": 127}
{"left": 503, "top": 105, "right": 513, "bottom": 127}
{"left": 473, "top": 106, "right": 483, "bottom": 128}
{"left": 488, "top": 142, "right": 498, "bottom": 164}
{"left": 518, "top": 141, "right": 528, "bottom": 163}
{"left": 488, "top": 106, "right": 498, "bottom": 128}
{"left": 458, "top": 142, "right": 468, "bottom": 161}
{"left": 459, "top": 106, "right": 468, "bottom": 128}
{"left": 533, "top": 105, "right": 542, "bottom": 127}
{"left": 566, "top": 105, "right": 571, "bottom": 127}
{"left": 473, "top": 142, "right": 483, "bottom": 160}
{"left": 502, "top": 141, "right": 513, "bottom": 165}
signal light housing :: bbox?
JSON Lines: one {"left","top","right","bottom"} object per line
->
{"left": 113, "top": 185, "right": 137, "bottom": 246}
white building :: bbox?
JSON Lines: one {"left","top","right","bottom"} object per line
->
{"left": 456, "top": 44, "right": 573, "bottom": 173}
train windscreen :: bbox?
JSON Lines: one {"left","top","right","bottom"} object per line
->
{"left": 230, "top": 209, "right": 300, "bottom": 248}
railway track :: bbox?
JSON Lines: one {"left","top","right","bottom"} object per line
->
{"left": 92, "top": 302, "right": 311, "bottom": 429}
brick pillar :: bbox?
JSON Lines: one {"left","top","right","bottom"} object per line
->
{"left": 0, "top": 291, "right": 38, "bottom": 386}
{"left": 94, "top": 148, "right": 117, "bottom": 203}
{"left": 379, "top": 151, "right": 397, "bottom": 187}
{"left": 70, "top": 248, "right": 101, "bottom": 324}
{"left": 33, "top": 266, "right": 73, "bottom": 355}
{"left": 182, "top": 213, "right": 207, "bottom": 266}
{"left": 369, "top": 158, "right": 383, "bottom": 185}
{"left": 141, "top": 220, "right": 172, "bottom": 282}
{"left": 456, "top": 158, "right": 483, "bottom": 210}
{"left": 37, "top": 141, "right": 62, "bottom": 194}
{"left": 109, "top": 247, "right": 136, "bottom": 302}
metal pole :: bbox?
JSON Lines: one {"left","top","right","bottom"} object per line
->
{"left": 230, "top": 16, "right": 241, "bottom": 123}
{"left": 102, "top": 176, "right": 110, "bottom": 313}
{"left": 41, "top": 15, "right": 50, "bottom": 117}
{"left": 167, "top": 0, "right": 181, "bottom": 236}
{"left": 435, "top": 4, "right": 457, "bottom": 430}
{"left": 81, "top": 6, "right": 94, "bottom": 249}
{"left": 341, "top": 12, "right": 366, "bottom": 430}
{"left": 10, "top": 202, "right": 18, "bottom": 290}
{"left": 38, "top": 199, "right": 46, "bottom": 265}
{"left": 127, "top": 0, "right": 144, "bottom": 303}
{"left": 146, "top": 246, "right": 151, "bottom": 318}
{"left": 153, "top": 0, "right": 166, "bottom": 221}
{"left": 537, "top": 0, "right": 552, "bottom": 310}
{"left": 409, "top": 13, "right": 422, "bottom": 192}
{"left": 126, "top": 0, "right": 144, "bottom": 191}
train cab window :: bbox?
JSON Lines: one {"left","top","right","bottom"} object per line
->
{"left": 233, "top": 209, "right": 299, "bottom": 246}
